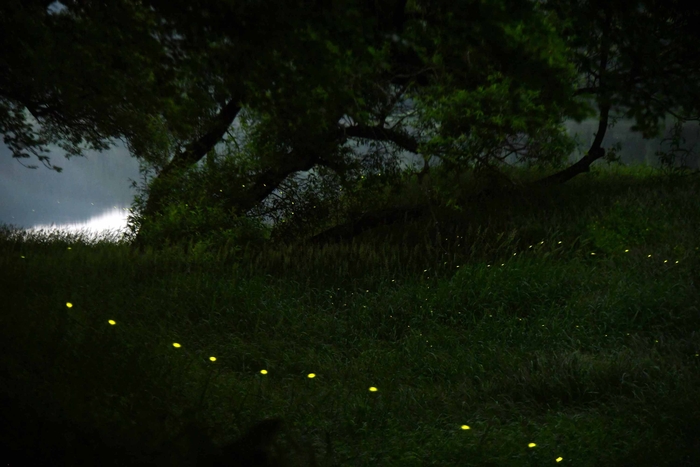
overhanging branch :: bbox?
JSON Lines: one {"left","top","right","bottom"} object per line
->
{"left": 344, "top": 124, "right": 419, "bottom": 153}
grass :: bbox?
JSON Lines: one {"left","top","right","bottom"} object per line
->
{"left": 1, "top": 162, "right": 700, "bottom": 466}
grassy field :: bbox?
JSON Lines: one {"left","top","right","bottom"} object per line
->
{"left": 1, "top": 162, "right": 699, "bottom": 466}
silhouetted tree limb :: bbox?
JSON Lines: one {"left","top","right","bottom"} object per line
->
{"left": 307, "top": 205, "right": 428, "bottom": 245}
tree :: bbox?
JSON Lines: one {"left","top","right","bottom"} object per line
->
{"left": 125, "top": 0, "right": 590, "bottom": 250}
{"left": 315, "top": 0, "right": 700, "bottom": 246}
{"left": 0, "top": 0, "right": 193, "bottom": 171}
{"left": 530, "top": 0, "right": 700, "bottom": 187}
{"left": 16, "top": 1, "right": 695, "bottom": 251}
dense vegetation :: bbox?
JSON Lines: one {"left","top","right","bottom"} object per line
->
{"left": 3, "top": 0, "right": 700, "bottom": 465}
{"left": 2, "top": 162, "right": 699, "bottom": 466}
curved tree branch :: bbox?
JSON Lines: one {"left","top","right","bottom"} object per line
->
{"left": 133, "top": 96, "right": 243, "bottom": 247}
{"left": 344, "top": 123, "right": 419, "bottom": 153}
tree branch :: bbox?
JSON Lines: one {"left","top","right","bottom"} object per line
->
{"left": 344, "top": 123, "right": 419, "bottom": 153}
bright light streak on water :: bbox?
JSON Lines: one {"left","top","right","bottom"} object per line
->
{"left": 22, "top": 207, "right": 132, "bottom": 244}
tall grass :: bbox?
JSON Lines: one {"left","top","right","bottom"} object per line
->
{"left": 1, "top": 163, "right": 699, "bottom": 466}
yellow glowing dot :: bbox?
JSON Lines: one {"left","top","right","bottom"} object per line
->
{"left": 108, "top": 320, "right": 116, "bottom": 325}
{"left": 21, "top": 255, "right": 25, "bottom": 258}
{"left": 648, "top": 254, "right": 652, "bottom": 258}
{"left": 556, "top": 457, "right": 563, "bottom": 462}
{"left": 461, "top": 425, "right": 471, "bottom": 430}
{"left": 67, "top": 247, "right": 71, "bottom": 250}
{"left": 173, "top": 343, "right": 181, "bottom": 348}
{"left": 260, "top": 369, "right": 268, "bottom": 374}
{"left": 308, "top": 373, "right": 316, "bottom": 378}
{"left": 369, "top": 387, "right": 378, "bottom": 392}
{"left": 209, "top": 357, "right": 216, "bottom": 362}
{"left": 66, "top": 302, "right": 73, "bottom": 308}
{"left": 591, "top": 252, "right": 596, "bottom": 255}
{"left": 558, "top": 241, "right": 562, "bottom": 244}
{"left": 528, "top": 443, "right": 537, "bottom": 448}
{"left": 625, "top": 249, "right": 629, "bottom": 252}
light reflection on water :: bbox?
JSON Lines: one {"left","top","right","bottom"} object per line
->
{"left": 11, "top": 206, "right": 278, "bottom": 245}
{"left": 18, "top": 207, "right": 132, "bottom": 245}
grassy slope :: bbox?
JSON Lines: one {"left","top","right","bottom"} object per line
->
{"left": 1, "top": 163, "right": 699, "bottom": 466}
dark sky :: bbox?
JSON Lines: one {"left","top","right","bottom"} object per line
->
{"left": 1, "top": 116, "right": 697, "bottom": 243}
{"left": 0, "top": 140, "right": 140, "bottom": 242}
